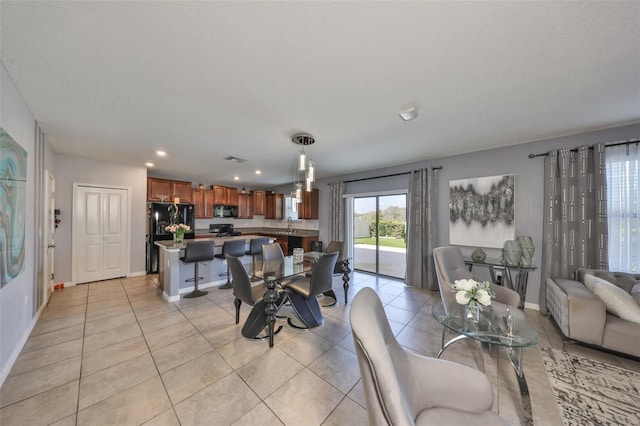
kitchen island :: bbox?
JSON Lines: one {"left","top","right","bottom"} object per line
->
{"left": 156, "top": 234, "right": 272, "bottom": 301}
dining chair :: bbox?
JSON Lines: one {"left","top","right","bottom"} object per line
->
{"left": 433, "top": 246, "right": 521, "bottom": 310}
{"left": 226, "top": 254, "right": 284, "bottom": 339}
{"left": 283, "top": 251, "right": 338, "bottom": 329}
{"left": 350, "top": 287, "right": 509, "bottom": 426}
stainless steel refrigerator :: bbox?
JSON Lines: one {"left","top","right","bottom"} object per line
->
{"left": 146, "top": 202, "right": 195, "bottom": 273}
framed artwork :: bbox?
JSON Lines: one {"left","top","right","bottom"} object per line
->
{"left": 0, "top": 128, "right": 28, "bottom": 286}
{"left": 449, "top": 174, "right": 515, "bottom": 248}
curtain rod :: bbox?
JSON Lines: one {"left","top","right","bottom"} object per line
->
{"left": 337, "top": 166, "right": 443, "bottom": 184}
{"left": 528, "top": 138, "right": 639, "bottom": 158}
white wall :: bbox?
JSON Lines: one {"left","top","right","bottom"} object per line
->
{"left": 0, "top": 64, "right": 38, "bottom": 383}
{"left": 316, "top": 123, "right": 640, "bottom": 308}
{"left": 54, "top": 155, "right": 147, "bottom": 283}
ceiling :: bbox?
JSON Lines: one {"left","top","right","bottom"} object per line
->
{"left": 1, "top": 1, "right": 639, "bottom": 188}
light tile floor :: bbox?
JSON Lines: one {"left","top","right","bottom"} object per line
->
{"left": 1, "top": 272, "right": 638, "bottom": 425}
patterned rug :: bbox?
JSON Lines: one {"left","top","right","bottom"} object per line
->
{"left": 540, "top": 346, "right": 640, "bottom": 426}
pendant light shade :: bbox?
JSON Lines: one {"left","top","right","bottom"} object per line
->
{"left": 292, "top": 133, "right": 316, "bottom": 198}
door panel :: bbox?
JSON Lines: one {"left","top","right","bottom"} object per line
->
{"left": 76, "top": 186, "right": 128, "bottom": 284}
{"left": 353, "top": 194, "right": 407, "bottom": 279}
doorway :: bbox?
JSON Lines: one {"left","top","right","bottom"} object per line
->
{"left": 43, "top": 170, "right": 55, "bottom": 302}
{"left": 73, "top": 184, "right": 130, "bottom": 284}
{"left": 353, "top": 193, "right": 407, "bottom": 278}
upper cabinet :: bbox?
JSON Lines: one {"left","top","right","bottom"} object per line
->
{"left": 212, "top": 185, "right": 238, "bottom": 206}
{"left": 298, "top": 189, "right": 319, "bottom": 219}
{"left": 237, "top": 193, "right": 252, "bottom": 219}
{"left": 193, "top": 188, "right": 214, "bottom": 218}
{"left": 147, "top": 177, "right": 193, "bottom": 203}
{"left": 252, "top": 190, "right": 266, "bottom": 216}
{"left": 265, "top": 192, "right": 284, "bottom": 220}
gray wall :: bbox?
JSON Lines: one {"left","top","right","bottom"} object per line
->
{"left": 54, "top": 155, "right": 148, "bottom": 283}
{"left": 316, "top": 123, "right": 640, "bottom": 308}
{"left": 0, "top": 64, "right": 39, "bottom": 381}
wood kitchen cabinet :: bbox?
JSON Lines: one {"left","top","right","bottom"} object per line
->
{"left": 251, "top": 190, "right": 266, "bottom": 215}
{"left": 237, "top": 193, "right": 252, "bottom": 219}
{"left": 193, "top": 188, "right": 214, "bottom": 218}
{"left": 298, "top": 189, "right": 319, "bottom": 219}
{"left": 147, "top": 177, "right": 193, "bottom": 203}
{"left": 265, "top": 192, "right": 283, "bottom": 220}
{"left": 212, "top": 185, "right": 239, "bottom": 205}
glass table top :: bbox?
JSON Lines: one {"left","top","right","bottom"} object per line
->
{"left": 431, "top": 302, "right": 539, "bottom": 348}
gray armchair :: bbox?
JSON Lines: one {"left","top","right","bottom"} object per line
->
{"left": 433, "top": 246, "right": 520, "bottom": 309}
{"left": 350, "top": 287, "right": 508, "bottom": 426}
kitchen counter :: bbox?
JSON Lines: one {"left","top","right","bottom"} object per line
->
{"left": 155, "top": 234, "right": 272, "bottom": 301}
{"left": 194, "top": 227, "right": 319, "bottom": 238}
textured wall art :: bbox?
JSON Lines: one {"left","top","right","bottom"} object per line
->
{"left": 0, "top": 128, "right": 28, "bottom": 286}
{"left": 449, "top": 174, "right": 515, "bottom": 248}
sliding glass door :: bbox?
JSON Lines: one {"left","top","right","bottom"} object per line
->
{"left": 353, "top": 194, "right": 407, "bottom": 278}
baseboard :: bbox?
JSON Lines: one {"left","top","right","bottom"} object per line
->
{"left": 128, "top": 270, "right": 147, "bottom": 278}
{"left": 0, "top": 303, "right": 45, "bottom": 387}
{"left": 524, "top": 302, "right": 540, "bottom": 311}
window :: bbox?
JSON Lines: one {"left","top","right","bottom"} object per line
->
{"left": 606, "top": 143, "right": 639, "bottom": 273}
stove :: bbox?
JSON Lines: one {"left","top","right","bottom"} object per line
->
{"left": 209, "top": 223, "right": 242, "bottom": 237}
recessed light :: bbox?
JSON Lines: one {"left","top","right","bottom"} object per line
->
{"left": 234, "top": 176, "right": 240, "bottom": 181}
{"left": 155, "top": 150, "right": 167, "bottom": 157}
{"left": 255, "top": 170, "right": 262, "bottom": 175}
{"left": 145, "top": 162, "right": 154, "bottom": 167}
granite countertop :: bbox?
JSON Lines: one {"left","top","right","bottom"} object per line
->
{"left": 194, "top": 227, "right": 319, "bottom": 237}
{"left": 155, "top": 234, "right": 270, "bottom": 252}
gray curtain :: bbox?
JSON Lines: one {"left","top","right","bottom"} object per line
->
{"left": 406, "top": 168, "right": 439, "bottom": 289}
{"left": 539, "top": 144, "right": 608, "bottom": 313}
{"left": 328, "top": 181, "right": 344, "bottom": 242}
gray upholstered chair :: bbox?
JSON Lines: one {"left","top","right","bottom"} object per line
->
{"left": 433, "top": 246, "right": 520, "bottom": 309}
{"left": 349, "top": 287, "right": 508, "bottom": 426}
{"left": 180, "top": 241, "right": 215, "bottom": 298}
{"left": 283, "top": 251, "right": 338, "bottom": 329}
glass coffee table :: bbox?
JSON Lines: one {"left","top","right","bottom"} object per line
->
{"left": 432, "top": 302, "right": 539, "bottom": 425}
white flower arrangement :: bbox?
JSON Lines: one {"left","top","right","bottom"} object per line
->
{"left": 452, "top": 278, "right": 495, "bottom": 307}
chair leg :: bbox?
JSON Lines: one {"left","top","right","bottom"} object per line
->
{"left": 286, "top": 289, "right": 324, "bottom": 329}
{"left": 235, "top": 298, "right": 242, "bottom": 324}
{"left": 219, "top": 262, "right": 233, "bottom": 289}
{"left": 183, "top": 262, "right": 208, "bottom": 298}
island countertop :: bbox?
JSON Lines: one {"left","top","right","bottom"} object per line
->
{"left": 155, "top": 234, "right": 268, "bottom": 252}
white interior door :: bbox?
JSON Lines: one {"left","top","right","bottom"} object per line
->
{"left": 75, "top": 185, "right": 128, "bottom": 284}
{"left": 43, "top": 171, "right": 55, "bottom": 301}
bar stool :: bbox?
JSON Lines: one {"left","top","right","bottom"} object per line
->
{"left": 246, "top": 237, "right": 270, "bottom": 281}
{"left": 215, "top": 239, "right": 246, "bottom": 289}
{"left": 180, "top": 241, "right": 215, "bottom": 298}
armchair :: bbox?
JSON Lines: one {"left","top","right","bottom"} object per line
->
{"left": 350, "top": 287, "right": 507, "bottom": 425}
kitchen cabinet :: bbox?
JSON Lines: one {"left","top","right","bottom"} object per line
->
{"left": 252, "top": 190, "right": 266, "bottom": 215}
{"left": 193, "top": 188, "right": 214, "bottom": 218}
{"left": 147, "top": 177, "right": 193, "bottom": 203}
{"left": 237, "top": 193, "right": 252, "bottom": 219}
{"left": 275, "top": 235, "right": 288, "bottom": 255}
{"left": 265, "top": 192, "right": 283, "bottom": 220}
{"left": 298, "top": 189, "right": 319, "bottom": 219}
{"left": 212, "top": 185, "right": 239, "bottom": 206}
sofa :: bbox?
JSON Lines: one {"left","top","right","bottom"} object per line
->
{"left": 546, "top": 268, "right": 640, "bottom": 357}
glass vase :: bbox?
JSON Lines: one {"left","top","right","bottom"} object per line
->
{"left": 174, "top": 232, "right": 184, "bottom": 243}
{"left": 465, "top": 304, "right": 480, "bottom": 324}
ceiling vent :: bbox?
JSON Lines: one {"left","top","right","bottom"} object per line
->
{"left": 224, "top": 156, "right": 247, "bottom": 163}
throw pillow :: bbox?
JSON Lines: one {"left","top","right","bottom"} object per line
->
{"left": 632, "top": 283, "right": 640, "bottom": 305}
{"left": 583, "top": 274, "right": 640, "bottom": 324}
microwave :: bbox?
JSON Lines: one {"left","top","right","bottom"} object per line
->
{"left": 213, "top": 205, "right": 237, "bottom": 218}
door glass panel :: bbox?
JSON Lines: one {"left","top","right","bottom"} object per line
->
{"left": 353, "top": 194, "right": 407, "bottom": 278}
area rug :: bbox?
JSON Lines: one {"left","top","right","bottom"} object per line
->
{"left": 540, "top": 346, "right": 640, "bottom": 426}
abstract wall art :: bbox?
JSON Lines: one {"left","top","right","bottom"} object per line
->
{"left": 0, "top": 128, "right": 27, "bottom": 287}
{"left": 449, "top": 174, "right": 515, "bottom": 248}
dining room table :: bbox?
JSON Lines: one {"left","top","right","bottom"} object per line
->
{"left": 244, "top": 251, "right": 351, "bottom": 347}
